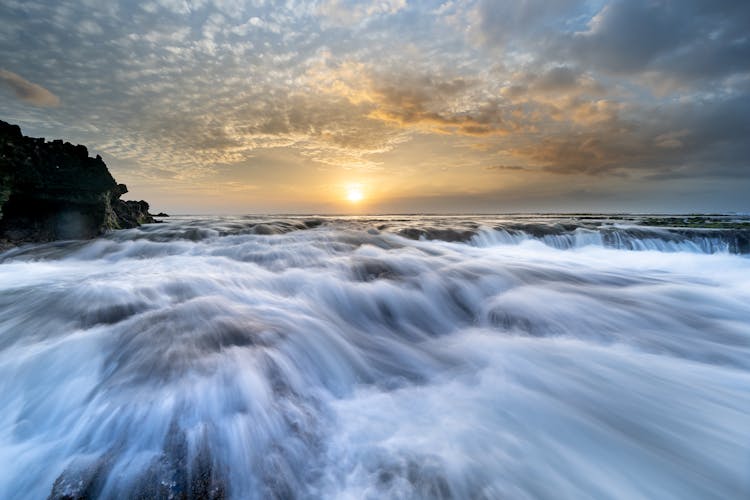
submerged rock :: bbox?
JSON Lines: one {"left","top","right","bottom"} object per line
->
{"left": 0, "top": 120, "right": 157, "bottom": 246}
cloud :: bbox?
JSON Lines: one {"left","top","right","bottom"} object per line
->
{"left": 567, "top": 1, "right": 685, "bottom": 73}
{"left": 473, "top": 0, "right": 750, "bottom": 90}
{"left": 486, "top": 165, "right": 527, "bottom": 171}
{"left": 1, "top": 0, "right": 749, "bottom": 211}
{"left": 534, "top": 66, "right": 582, "bottom": 92}
{"left": 304, "top": 63, "right": 518, "bottom": 137}
{"left": 317, "top": 0, "right": 407, "bottom": 26}
{"left": 474, "top": 0, "right": 585, "bottom": 48}
{"left": 559, "top": 0, "right": 750, "bottom": 81}
{"left": 500, "top": 93, "right": 750, "bottom": 178}
{"left": 0, "top": 69, "right": 60, "bottom": 107}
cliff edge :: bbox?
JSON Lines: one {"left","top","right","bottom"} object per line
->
{"left": 0, "top": 120, "right": 156, "bottom": 246}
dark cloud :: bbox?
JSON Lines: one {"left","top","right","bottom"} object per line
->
{"left": 506, "top": 93, "right": 750, "bottom": 179}
{"left": 476, "top": 0, "right": 750, "bottom": 87}
{"left": 534, "top": 66, "right": 580, "bottom": 91}
{"left": 561, "top": 0, "right": 750, "bottom": 80}
{"left": 0, "top": 69, "right": 60, "bottom": 107}
{"left": 566, "top": 1, "right": 687, "bottom": 73}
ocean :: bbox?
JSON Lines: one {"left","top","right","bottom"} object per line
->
{"left": 1, "top": 215, "right": 749, "bottom": 499}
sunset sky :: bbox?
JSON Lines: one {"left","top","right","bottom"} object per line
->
{"left": 1, "top": 0, "right": 748, "bottom": 213}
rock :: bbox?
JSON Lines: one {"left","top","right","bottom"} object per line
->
{"left": 397, "top": 227, "right": 476, "bottom": 242}
{"left": 154, "top": 212, "right": 169, "bottom": 217}
{"left": 0, "top": 119, "right": 156, "bottom": 246}
{"left": 113, "top": 199, "right": 155, "bottom": 228}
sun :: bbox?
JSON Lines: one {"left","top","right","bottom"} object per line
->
{"left": 346, "top": 187, "right": 364, "bottom": 203}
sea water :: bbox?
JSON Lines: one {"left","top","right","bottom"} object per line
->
{"left": 0, "top": 215, "right": 748, "bottom": 499}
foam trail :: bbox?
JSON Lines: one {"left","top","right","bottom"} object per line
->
{"left": 0, "top": 216, "right": 749, "bottom": 499}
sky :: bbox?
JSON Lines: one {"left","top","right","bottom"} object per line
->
{"left": 1, "top": 0, "right": 749, "bottom": 214}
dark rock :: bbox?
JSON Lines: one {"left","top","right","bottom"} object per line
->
{"left": 112, "top": 199, "right": 155, "bottom": 228}
{"left": 154, "top": 212, "right": 169, "bottom": 217}
{"left": 0, "top": 119, "right": 156, "bottom": 246}
{"left": 397, "top": 227, "right": 476, "bottom": 242}
{"left": 47, "top": 423, "right": 227, "bottom": 499}
{"left": 0, "top": 121, "right": 21, "bottom": 138}
{"left": 47, "top": 452, "right": 116, "bottom": 500}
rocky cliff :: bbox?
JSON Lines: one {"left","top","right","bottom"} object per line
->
{"left": 0, "top": 120, "right": 156, "bottom": 246}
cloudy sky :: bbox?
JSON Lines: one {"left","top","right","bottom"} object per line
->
{"left": 1, "top": 0, "right": 748, "bottom": 213}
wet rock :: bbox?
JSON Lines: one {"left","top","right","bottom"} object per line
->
{"left": 397, "top": 227, "right": 476, "bottom": 242}
{"left": 48, "top": 424, "right": 226, "bottom": 500}
{"left": 0, "top": 120, "right": 157, "bottom": 245}
{"left": 47, "top": 453, "right": 116, "bottom": 500}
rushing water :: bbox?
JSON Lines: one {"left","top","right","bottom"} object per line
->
{"left": 1, "top": 215, "right": 749, "bottom": 499}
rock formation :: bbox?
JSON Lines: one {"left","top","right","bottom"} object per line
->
{"left": 0, "top": 119, "right": 156, "bottom": 246}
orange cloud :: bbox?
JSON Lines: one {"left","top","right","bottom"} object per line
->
{"left": 0, "top": 69, "right": 60, "bottom": 107}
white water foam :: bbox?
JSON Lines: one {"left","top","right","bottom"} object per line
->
{"left": 0, "top": 216, "right": 748, "bottom": 499}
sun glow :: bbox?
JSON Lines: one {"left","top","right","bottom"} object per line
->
{"left": 346, "top": 187, "right": 364, "bottom": 203}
